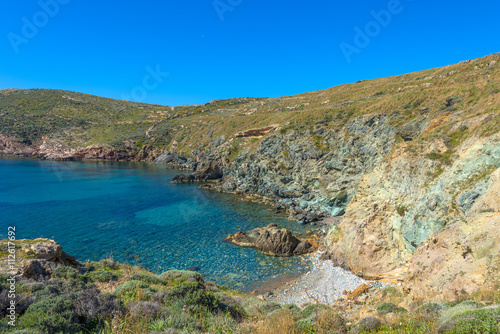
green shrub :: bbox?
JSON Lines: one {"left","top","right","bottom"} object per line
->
{"left": 159, "top": 270, "right": 203, "bottom": 285}
{"left": 438, "top": 305, "right": 500, "bottom": 333}
{"left": 377, "top": 302, "right": 407, "bottom": 315}
{"left": 216, "top": 294, "right": 247, "bottom": 320}
{"left": 86, "top": 271, "right": 118, "bottom": 283}
{"left": 20, "top": 311, "right": 79, "bottom": 334}
{"left": 20, "top": 296, "right": 79, "bottom": 333}
{"left": 131, "top": 273, "right": 163, "bottom": 285}
{"left": 417, "top": 302, "right": 449, "bottom": 315}
{"left": 52, "top": 266, "right": 83, "bottom": 281}
{"left": 241, "top": 298, "right": 282, "bottom": 316}
{"left": 90, "top": 258, "right": 119, "bottom": 271}
{"left": 164, "top": 282, "right": 219, "bottom": 311}
{"left": 114, "top": 280, "right": 153, "bottom": 301}
{"left": 301, "top": 304, "right": 330, "bottom": 319}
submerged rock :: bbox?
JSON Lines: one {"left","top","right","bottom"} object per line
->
{"left": 225, "top": 223, "right": 316, "bottom": 256}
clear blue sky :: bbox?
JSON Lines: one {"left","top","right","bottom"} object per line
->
{"left": 1, "top": 0, "right": 499, "bottom": 106}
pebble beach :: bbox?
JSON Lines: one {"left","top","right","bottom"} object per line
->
{"left": 266, "top": 252, "right": 367, "bottom": 307}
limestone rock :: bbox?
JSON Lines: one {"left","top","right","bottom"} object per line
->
{"left": 23, "top": 239, "right": 62, "bottom": 261}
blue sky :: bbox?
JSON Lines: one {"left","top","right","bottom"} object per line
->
{"left": 1, "top": 0, "right": 499, "bottom": 106}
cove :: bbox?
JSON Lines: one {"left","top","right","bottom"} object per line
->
{"left": 0, "top": 157, "right": 311, "bottom": 290}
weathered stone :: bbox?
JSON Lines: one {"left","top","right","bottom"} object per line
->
{"left": 445, "top": 96, "right": 462, "bottom": 107}
{"left": 18, "top": 259, "right": 57, "bottom": 279}
{"left": 225, "top": 224, "right": 316, "bottom": 256}
{"left": 173, "top": 159, "right": 222, "bottom": 183}
{"left": 23, "top": 239, "right": 62, "bottom": 261}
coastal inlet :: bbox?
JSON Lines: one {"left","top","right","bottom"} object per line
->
{"left": 0, "top": 158, "right": 314, "bottom": 290}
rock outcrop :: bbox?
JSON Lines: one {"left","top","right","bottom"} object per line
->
{"left": 0, "top": 134, "right": 34, "bottom": 156}
{"left": 234, "top": 125, "right": 278, "bottom": 138}
{"left": 325, "top": 134, "right": 500, "bottom": 292}
{"left": 13, "top": 239, "right": 79, "bottom": 279}
{"left": 225, "top": 223, "right": 316, "bottom": 256}
{"left": 172, "top": 158, "right": 223, "bottom": 183}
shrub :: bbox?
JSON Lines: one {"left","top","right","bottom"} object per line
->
{"left": 159, "top": 270, "right": 203, "bottom": 285}
{"left": 114, "top": 280, "right": 153, "bottom": 301}
{"left": 151, "top": 290, "right": 168, "bottom": 304}
{"left": 0, "top": 289, "right": 34, "bottom": 317}
{"left": 313, "top": 308, "right": 346, "bottom": 334}
{"left": 217, "top": 295, "right": 247, "bottom": 320}
{"left": 164, "top": 282, "right": 219, "bottom": 311}
{"left": 377, "top": 302, "right": 407, "bottom": 315}
{"left": 417, "top": 302, "right": 449, "bottom": 315}
{"left": 396, "top": 205, "right": 408, "bottom": 217}
{"left": 438, "top": 305, "right": 500, "bottom": 333}
{"left": 52, "top": 266, "right": 83, "bottom": 281}
{"left": 91, "top": 258, "right": 119, "bottom": 270}
{"left": 73, "top": 288, "right": 121, "bottom": 325}
{"left": 20, "top": 311, "right": 79, "bottom": 334}
{"left": 129, "top": 301, "right": 165, "bottom": 319}
{"left": 20, "top": 295, "right": 79, "bottom": 333}
{"left": 352, "top": 316, "right": 381, "bottom": 333}
{"left": 131, "top": 273, "right": 163, "bottom": 285}
{"left": 254, "top": 309, "right": 300, "bottom": 334}
{"left": 241, "top": 298, "right": 282, "bottom": 316}
{"left": 301, "top": 304, "right": 330, "bottom": 319}
{"left": 86, "top": 271, "right": 118, "bottom": 283}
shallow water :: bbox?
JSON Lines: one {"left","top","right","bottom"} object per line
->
{"left": 0, "top": 158, "right": 311, "bottom": 290}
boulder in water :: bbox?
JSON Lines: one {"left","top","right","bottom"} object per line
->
{"left": 225, "top": 223, "right": 316, "bottom": 256}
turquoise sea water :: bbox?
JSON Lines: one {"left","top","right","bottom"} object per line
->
{"left": 0, "top": 158, "right": 310, "bottom": 290}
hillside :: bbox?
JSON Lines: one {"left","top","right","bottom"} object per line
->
{"left": 1, "top": 53, "right": 500, "bottom": 303}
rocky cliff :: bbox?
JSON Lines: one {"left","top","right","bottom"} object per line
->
{"left": 1, "top": 54, "right": 499, "bottom": 300}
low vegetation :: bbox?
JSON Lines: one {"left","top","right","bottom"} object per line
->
{"left": 0, "top": 251, "right": 498, "bottom": 333}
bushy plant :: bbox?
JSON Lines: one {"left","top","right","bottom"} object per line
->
{"left": 131, "top": 273, "right": 163, "bottom": 285}
{"left": 52, "top": 266, "right": 83, "bottom": 281}
{"left": 241, "top": 298, "right": 282, "bottom": 317}
{"left": 438, "top": 305, "right": 500, "bottom": 333}
{"left": 377, "top": 302, "right": 407, "bottom": 315}
{"left": 164, "top": 282, "right": 219, "bottom": 311}
{"left": 73, "top": 288, "right": 121, "bottom": 326}
{"left": 20, "top": 295, "right": 79, "bottom": 334}
{"left": 114, "top": 280, "right": 153, "bottom": 301}
{"left": 0, "top": 289, "right": 34, "bottom": 317}
{"left": 159, "top": 270, "right": 203, "bottom": 285}
{"left": 417, "top": 302, "right": 449, "bottom": 315}
{"left": 151, "top": 290, "right": 168, "bottom": 304}
{"left": 129, "top": 301, "right": 165, "bottom": 319}
{"left": 86, "top": 270, "right": 118, "bottom": 282}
